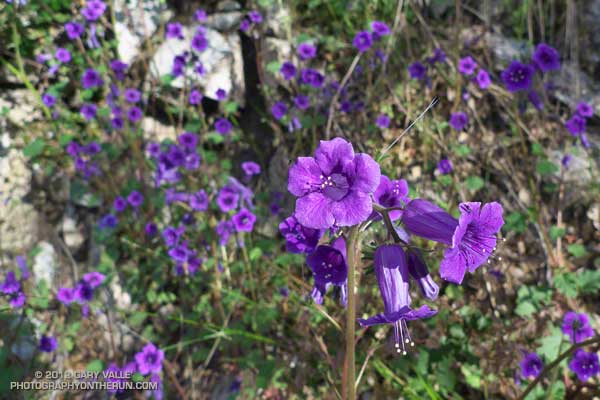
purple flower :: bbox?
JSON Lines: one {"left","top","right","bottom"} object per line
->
{"left": 300, "top": 68, "right": 325, "bottom": 88}
{"left": 83, "top": 141, "right": 101, "bottom": 155}
{"left": 135, "top": 343, "right": 164, "bottom": 375}
{"left": 501, "top": 61, "right": 534, "bottom": 92}
{"left": 232, "top": 208, "right": 256, "bottom": 232}
{"left": 294, "top": 94, "right": 310, "bottom": 110}
{"left": 401, "top": 200, "right": 504, "bottom": 284}
{"left": 458, "top": 56, "right": 477, "bottom": 75}
{"left": 581, "top": 133, "right": 590, "bottom": 149}
{"left": 39, "top": 335, "right": 58, "bottom": 353}
{"left": 287, "top": 137, "right": 381, "bottom": 229}
{"left": 146, "top": 142, "right": 161, "bottom": 158}
{"left": 371, "top": 21, "right": 391, "bottom": 38}
{"left": 449, "top": 112, "right": 468, "bottom": 131}
{"left": 239, "top": 19, "right": 250, "bottom": 32}
{"left": 195, "top": 9, "right": 207, "bottom": 22}
{"left": 248, "top": 10, "right": 262, "bottom": 23}
{"left": 189, "top": 90, "right": 203, "bottom": 105}
{"left": 80, "top": 104, "right": 97, "bottom": 120}
{"left": 113, "top": 196, "right": 127, "bottom": 212}
{"left": 111, "top": 117, "right": 124, "bottom": 130}
{"left": 280, "top": 62, "right": 296, "bottom": 80}
{"left": 271, "top": 102, "right": 287, "bottom": 120}
{"left": 227, "top": 177, "right": 254, "bottom": 209}
{"left": 215, "top": 118, "right": 232, "bottom": 135}
{"left": 1, "top": 271, "right": 20, "bottom": 294}
{"left": 576, "top": 102, "right": 593, "bottom": 118}
{"left": 168, "top": 243, "right": 190, "bottom": 263}
{"left": 408, "top": 62, "right": 427, "bottom": 80}
{"left": 475, "top": 69, "right": 491, "bottom": 89}
{"left": 373, "top": 175, "right": 409, "bottom": 221}
{"left": 9, "top": 291, "right": 25, "bottom": 308}
{"left": 532, "top": 43, "right": 560, "bottom": 72}
{"left": 216, "top": 186, "right": 239, "bottom": 212}
{"left": 357, "top": 244, "right": 437, "bottom": 354}
{"left": 306, "top": 237, "right": 348, "bottom": 305}
{"left": 172, "top": 54, "right": 187, "bottom": 77}
{"left": 279, "top": 215, "right": 322, "bottom": 254}
{"left": 376, "top": 114, "right": 390, "bottom": 129}
{"left": 16, "top": 256, "right": 28, "bottom": 280}
{"left": 81, "top": 68, "right": 103, "bottom": 89}
{"left": 165, "top": 22, "right": 184, "bottom": 40}
{"left": 562, "top": 312, "right": 595, "bottom": 344}
{"left": 216, "top": 220, "right": 234, "bottom": 245}
{"left": 55, "top": 48, "right": 71, "bottom": 63}
{"left": 353, "top": 31, "right": 373, "bottom": 52}
{"left": 57, "top": 287, "right": 75, "bottom": 305}
{"left": 407, "top": 250, "right": 439, "bottom": 300}
{"left": 241, "top": 161, "right": 261, "bottom": 176}
{"left": 127, "top": 106, "right": 143, "bottom": 122}
{"left": 124, "top": 88, "right": 141, "bottom": 103}
{"left": 528, "top": 90, "right": 544, "bottom": 110}
{"left": 569, "top": 349, "right": 599, "bottom": 382}
{"left": 145, "top": 222, "right": 158, "bottom": 237}
{"left": 75, "top": 282, "right": 94, "bottom": 303}
{"left": 427, "top": 48, "right": 446, "bottom": 64}
{"left": 520, "top": 352, "right": 543, "bottom": 379}
{"left": 64, "top": 22, "right": 84, "bottom": 40}
{"left": 215, "top": 88, "right": 227, "bottom": 101}
{"left": 178, "top": 132, "right": 198, "bottom": 150}
{"left": 297, "top": 43, "right": 317, "bottom": 60}
{"left": 83, "top": 271, "right": 105, "bottom": 288}
{"left": 162, "top": 226, "right": 184, "bottom": 247}
{"left": 127, "top": 190, "right": 144, "bottom": 208}
{"left": 562, "top": 154, "right": 573, "bottom": 168}
{"left": 437, "top": 158, "right": 453, "bottom": 174}
{"left": 565, "top": 115, "right": 586, "bottom": 136}
{"left": 81, "top": 0, "right": 106, "bottom": 21}
{"left": 191, "top": 34, "right": 208, "bottom": 52}
{"left": 42, "top": 93, "right": 56, "bottom": 108}
{"left": 99, "top": 214, "right": 118, "bottom": 229}
{"left": 110, "top": 59, "right": 128, "bottom": 80}
{"left": 189, "top": 190, "right": 208, "bottom": 211}
{"left": 167, "top": 145, "right": 186, "bottom": 166}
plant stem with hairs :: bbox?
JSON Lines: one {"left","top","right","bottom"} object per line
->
{"left": 344, "top": 225, "right": 360, "bottom": 400}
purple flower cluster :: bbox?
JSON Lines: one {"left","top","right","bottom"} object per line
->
{"left": 56, "top": 271, "right": 105, "bottom": 316}
{"left": 147, "top": 132, "right": 201, "bottom": 186}
{"left": 66, "top": 140, "right": 102, "bottom": 179}
{"left": 240, "top": 10, "right": 263, "bottom": 32}
{"left": 1, "top": 256, "right": 28, "bottom": 308}
{"left": 565, "top": 101, "right": 594, "bottom": 147}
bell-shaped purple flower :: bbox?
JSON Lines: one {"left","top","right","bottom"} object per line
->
{"left": 407, "top": 250, "right": 439, "bottom": 301}
{"left": 401, "top": 200, "right": 504, "bottom": 284}
{"left": 279, "top": 215, "right": 322, "bottom": 254}
{"left": 288, "top": 138, "right": 381, "bottom": 229}
{"left": 569, "top": 349, "right": 599, "bottom": 382}
{"left": 358, "top": 245, "right": 437, "bottom": 354}
{"left": 373, "top": 175, "right": 409, "bottom": 221}
{"left": 520, "top": 352, "right": 543, "bottom": 379}
{"left": 306, "top": 237, "right": 348, "bottom": 305}
{"left": 562, "top": 312, "right": 595, "bottom": 344}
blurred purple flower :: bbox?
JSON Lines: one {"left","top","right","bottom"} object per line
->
{"left": 562, "top": 312, "right": 595, "bottom": 344}
{"left": 408, "top": 62, "right": 427, "bottom": 80}
{"left": 55, "top": 48, "right": 71, "bottom": 63}
{"left": 80, "top": 104, "right": 97, "bottom": 120}
{"left": 280, "top": 62, "right": 296, "bottom": 80}
{"left": 57, "top": 287, "right": 75, "bottom": 305}
{"left": 1, "top": 271, "right": 20, "bottom": 294}
{"left": 501, "top": 61, "right": 534, "bottom": 92}
{"left": 475, "top": 69, "right": 491, "bottom": 89}
{"left": 532, "top": 43, "right": 560, "bottom": 72}
{"left": 165, "top": 22, "right": 184, "bottom": 40}
{"left": 215, "top": 118, "right": 232, "bottom": 135}
{"left": 458, "top": 56, "right": 477, "bottom": 75}
{"left": 437, "top": 158, "right": 453, "bottom": 174}
{"left": 569, "top": 349, "right": 599, "bottom": 382}
{"left": 189, "top": 190, "right": 208, "bottom": 211}
{"left": 353, "top": 31, "right": 373, "bottom": 52}
{"left": 216, "top": 220, "right": 234, "bottom": 245}
{"left": 576, "top": 102, "right": 593, "bottom": 118}
{"left": 39, "top": 335, "right": 58, "bottom": 353}
{"left": 195, "top": 9, "right": 207, "bottom": 22}
{"left": 189, "top": 90, "right": 202, "bottom": 105}
{"left": 371, "top": 21, "right": 391, "bottom": 38}
{"left": 232, "top": 208, "right": 256, "bottom": 232}
{"left": 449, "top": 112, "right": 468, "bottom": 131}
{"left": 242, "top": 161, "right": 261, "bottom": 176}
{"left": 99, "top": 214, "right": 118, "bottom": 229}
{"left": 64, "top": 22, "right": 84, "bottom": 40}
{"left": 83, "top": 272, "right": 105, "bottom": 288}
{"left": 294, "top": 94, "right": 310, "bottom": 110}
{"left": 527, "top": 90, "right": 544, "bottom": 110}
{"left": 298, "top": 43, "right": 317, "bottom": 60}
{"left": 42, "top": 93, "right": 56, "bottom": 108}
{"left": 565, "top": 115, "right": 586, "bottom": 136}
{"left": 113, "top": 196, "right": 127, "bottom": 212}
{"left": 127, "top": 191, "right": 144, "bottom": 208}
{"left": 81, "top": 68, "right": 103, "bottom": 89}
{"left": 191, "top": 34, "right": 208, "bottom": 52}
{"left": 135, "top": 343, "right": 164, "bottom": 375}
{"left": 279, "top": 215, "right": 322, "bottom": 254}
{"left": 306, "top": 237, "right": 348, "bottom": 305}
{"left": 127, "top": 106, "right": 143, "bottom": 122}
{"left": 216, "top": 186, "right": 239, "bottom": 212}
{"left": 520, "top": 352, "right": 543, "bottom": 379}
{"left": 271, "top": 102, "right": 288, "bottom": 120}
{"left": 145, "top": 222, "right": 158, "bottom": 237}
{"left": 376, "top": 114, "right": 390, "bottom": 129}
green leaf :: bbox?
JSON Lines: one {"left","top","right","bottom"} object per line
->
{"left": 531, "top": 142, "right": 544, "bottom": 156}
{"left": 553, "top": 272, "right": 578, "bottom": 298}
{"left": 465, "top": 176, "right": 484, "bottom": 191}
{"left": 505, "top": 211, "right": 528, "bottom": 233}
{"left": 249, "top": 247, "right": 263, "bottom": 261}
{"left": 461, "top": 364, "right": 481, "bottom": 389}
{"left": 549, "top": 225, "right": 566, "bottom": 241}
{"left": 579, "top": 270, "right": 600, "bottom": 294}
{"left": 455, "top": 144, "right": 471, "bottom": 157}
{"left": 515, "top": 301, "right": 536, "bottom": 317}
{"left": 86, "top": 359, "right": 104, "bottom": 372}
{"left": 224, "top": 101, "right": 238, "bottom": 114}
{"left": 537, "top": 326, "right": 563, "bottom": 361}
{"left": 536, "top": 160, "right": 559, "bottom": 175}
{"left": 266, "top": 61, "right": 282, "bottom": 75}
{"left": 436, "top": 175, "right": 452, "bottom": 186}
{"left": 59, "top": 134, "right": 74, "bottom": 146}
{"left": 23, "top": 138, "right": 46, "bottom": 158}
{"left": 567, "top": 243, "right": 587, "bottom": 258}
{"left": 206, "top": 132, "right": 225, "bottom": 144}
{"left": 160, "top": 74, "right": 174, "bottom": 86}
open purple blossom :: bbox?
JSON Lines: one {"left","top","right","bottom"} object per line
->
{"left": 376, "top": 114, "right": 390, "bottom": 129}
{"left": 353, "top": 31, "right": 373, "bottom": 52}
{"left": 99, "top": 214, "right": 118, "bottom": 229}
{"left": 75, "top": 282, "right": 94, "bottom": 303}
{"left": 576, "top": 102, "right": 593, "bottom": 118}
{"left": 216, "top": 186, "right": 239, "bottom": 212}
{"left": 297, "top": 43, "right": 317, "bottom": 60}
{"left": 215, "top": 118, "right": 232, "bottom": 135}
{"left": 294, "top": 95, "right": 310, "bottom": 110}
{"left": 248, "top": 10, "right": 263, "bottom": 24}
{"left": 178, "top": 132, "right": 198, "bottom": 150}
{"left": 189, "top": 90, "right": 202, "bottom": 105}
{"left": 239, "top": 19, "right": 250, "bottom": 32}
{"left": 195, "top": 9, "right": 207, "bottom": 22}
{"left": 191, "top": 33, "right": 208, "bottom": 52}
{"left": 501, "top": 61, "right": 534, "bottom": 92}
{"left": 565, "top": 115, "right": 586, "bottom": 136}
{"left": 300, "top": 68, "right": 325, "bottom": 88}
{"left": 562, "top": 312, "right": 595, "bottom": 343}
{"left": 83, "top": 272, "right": 105, "bottom": 288}
{"left": 532, "top": 43, "right": 560, "bottom": 72}
{"left": 80, "top": 104, "right": 97, "bottom": 120}
{"left": 81, "top": 68, "right": 103, "bottom": 89}
{"left": 458, "top": 56, "right": 477, "bottom": 75}
{"left": 527, "top": 90, "right": 544, "bottom": 110}
{"left": 371, "top": 21, "right": 391, "bottom": 38}
{"left": 407, "top": 250, "right": 439, "bottom": 300}
{"left": 39, "top": 335, "right": 58, "bottom": 353}
{"left": 437, "top": 158, "right": 453, "bottom": 174}
{"left": 232, "top": 208, "right": 256, "bottom": 232}
{"left": 145, "top": 223, "right": 158, "bottom": 237}
{"left": 216, "top": 220, "right": 234, "bottom": 245}
{"left": 306, "top": 237, "right": 348, "bottom": 305}
{"left": 42, "top": 93, "right": 56, "bottom": 108}
{"left": 189, "top": 190, "right": 208, "bottom": 211}
{"left": 215, "top": 88, "right": 227, "bottom": 100}
{"left": 280, "top": 62, "right": 296, "bottom": 80}
{"left": 373, "top": 176, "right": 409, "bottom": 221}
{"left": 135, "top": 343, "right": 164, "bottom": 375}
{"left": 475, "top": 69, "right": 491, "bottom": 89}
{"left": 449, "top": 112, "right": 468, "bottom": 131}
{"left": 162, "top": 226, "right": 184, "bottom": 247}
{"left": 569, "top": 349, "right": 599, "bottom": 382}
{"left": 127, "top": 191, "right": 144, "bottom": 208}
{"left": 124, "top": 88, "right": 141, "bottom": 103}
{"left": 279, "top": 215, "right": 322, "bottom": 254}
{"left": 401, "top": 200, "right": 504, "bottom": 284}
{"left": 287, "top": 137, "right": 381, "bottom": 229}
{"left": 241, "top": 161, "right": 261, "bottom": 176}
{"left": 57, "top": 287, "right": 75, "bottom": 305}
{"left": 408, "top": 62, "right": 427, "bottom": 80}
{"left": 113, "top": 196, "right": 127, "bottom": 212}
{"left": 127, "top": 106, "right": 143, "bottom": 122}
{"left": 271, "top": 102, "right": 288, "bottom": 120}
{"left": 1, "top": 271, "right": 20, "bottom": 294}
{"left": 65, "top": 21, "right": 84, "bottom": 40}
{"left": 165, "top": 22, "right": 184, "bottom": 40}
{"left": 358, "top": 245, "right": 437, "bottom": 354}
{"left": 227, "top": 177, "right": 254, "bottom": 209}
{"left": 55, "top": 48, "right": 71, "bottom": 63}
{"left": 81, "top": 0, "right": 106, "bottom": 21}
{"left": 520, "top": 352, "right": 543, "bottom": 379}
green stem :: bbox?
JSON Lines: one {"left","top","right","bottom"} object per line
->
{"left": 517, "top": 336, "right": 600, "bottom": 400}
{"left": 344, "top": 226, "right": 360, "bottom": 400}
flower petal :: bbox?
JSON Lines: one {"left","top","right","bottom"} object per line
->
{"left": 287, "top": 157, "right": 322, "bottom": 196}
{"left": 331, "top": 190, "right": 373, "bottom": 227}
{"left": 343, "top": 153, "right": 381, "bottom": 193}
{"left": 357, "top": 313, "right": 389, "bottom": 327}
{"left": 478, "top": 202, "right": 504, "bottom": 235}
{"left": 439, "top": 247, "right": 467, "bottom": 284}
{"left": 295, "top": 192, "right": 335, "bottom": 229}
{"left": 314, "top": 138, "right": 355, "bottom": 175}
{"left": 402, "top": 199, "right": 457, "bottom": 245}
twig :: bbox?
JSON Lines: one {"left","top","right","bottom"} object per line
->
{"left": 325, "top": 54, "right": 362, "bottom": 139}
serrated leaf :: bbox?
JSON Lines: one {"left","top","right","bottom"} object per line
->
{"left": 515, "top": 301, "right": 536, "bottom": 317}
{"left": 567, "top": 244, "right": 587, "bottom": 258}
{"left": 553, "top": 272, "right": 578, "bottom": 298}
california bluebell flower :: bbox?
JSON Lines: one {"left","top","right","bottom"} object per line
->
{"left": 372, "top": 175, "right": 409, "bottom": 221}
{"left": 135, "top": 343, "right": 164, "bottom": 375}
{"left": 353, "top": 31, "right": 373, "bottom": 52}
{"left": 280, "top": 62, "right": 296, "bottom": 80}
{"left": 279, "top": 215, "right": 322, "bottom": 254}
{"left": 1, "top": 271, "right": 20, "bottom": 294}
{"left": 565, "top": 115, "right": 586, "bottom": 136}
{"left": 376, "top": 114, "right": 390, "bottom": 129}
{"left": 232, "top": 208, "right": 256, "bottom": 232}
{"left": 475, "top": 69, "right": 491, "bottom": 89}
{"left": 569, "top": 349, "right": 599, "bottom": 382}
{"left": 458, "top": 56, "right": 477, "bottom": 75}
{"left": 287, "top": 137, "right": 381, "bottom": 229}
{"left": 241, "top": 161, "right": 261, "bottom": 176}
{"left": 408, "top": 62, "right": 426, "bottom": 80}
{"left": 306, "top": 237, "right": 348, "bottom": 305}
{"left": 297, "top": 43, "right": 317, "bottom": 60}
{"left": 271, "top": 102, "right": 288, "bottom": 120}
{"left": 520, "top": 352, "right": 543, "bottom": 379}
{"left": 437, "top": 158, "right": 453, "bottom": 174}
{"left": 562, "top": 312, "right": 595, "bottom": 343}
{"left": 407, "top": 250, "right": 439, "bottom": 301}
{"left": 215, "top": 118, "right": 232, "bottom": 135}
{"left": 216, "top": 186, "right": 239, "bottom": 212}
{"left": 501, "top": 61, "right": 534, "bottom": 92}
{"left": 189, "top": 190, "right": 208, "bottom": 211}
{"left": 39, "top": 335, "right": 58, "bottom": 353}
{"left": 576, "top": 102, "right": 593, "bottom": 118}
{"left": 57, "top": 287, "right": 75, "bottom": 305}
{"left": 532, "top": 43, "right": 560, "bottom": 72}
{"left": 165, "top": 22, "right": 184, "bottom": 40}
{"left": 449, "top": 112, "right": 468, "bottom": 131}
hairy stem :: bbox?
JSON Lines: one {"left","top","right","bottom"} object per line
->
{"left": 344, "top": 226, "right": 360, "bottom": 400}
{"left": 517, "top": 336, "right": 600, "bottom": 400}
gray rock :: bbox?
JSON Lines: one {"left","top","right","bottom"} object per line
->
{"left": 61, "top": 207, "right": 85, "bottom": 253}
{"left": 32, "top": 241, "right": 57, "bottom": 286}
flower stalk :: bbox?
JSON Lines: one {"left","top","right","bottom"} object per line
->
{"left": 344, "top": 225, "right": 360, "bottom": 400}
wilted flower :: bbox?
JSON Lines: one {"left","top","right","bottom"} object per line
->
{"left": 1, "top": 271, "right": 20, "bottom": 294}
{"left": 527, "top": 90, "right": 544, "bottom": 110}
{"left": 287, "top": 137, "right": 381, "bottom": 229}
